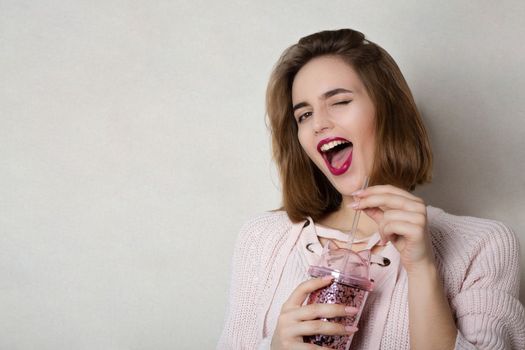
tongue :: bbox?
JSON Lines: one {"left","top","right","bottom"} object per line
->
{"left": 330, "top": 146, "right": 352, "bottom": 169}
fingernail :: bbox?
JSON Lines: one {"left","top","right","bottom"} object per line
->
{"left": 351, "top": 190, "right": 363, "bottom": 196}
{"left": 345, "top": 326, "right": 358, "bottom": 333}
{"left": 322, "top": 275, "right": 334, "bottom": 281}
{"left": 350, "top": 201, "right": 359, "bottom": 209}
{"left": 345, "top": 306, "right": 358, "bottom": 314}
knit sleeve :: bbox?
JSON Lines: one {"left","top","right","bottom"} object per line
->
{"left": 451, "top": 222, "right": 525, "bottom": 350}
{"left": 217, "top": 213, "right": 281, "bottom": 350}
{"left": 257, "top": 336, "right": 272, "bottom": 349}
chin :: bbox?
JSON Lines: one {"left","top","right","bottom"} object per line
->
{"left": 327, "top": 176, "right": 362, "bottom": 197}
{"left": 315, "top": 159, "right": 367, "bottom": 195}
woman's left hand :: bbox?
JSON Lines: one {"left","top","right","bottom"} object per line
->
{"left": 350, "top": 185, "right": 435, "bottom": 274}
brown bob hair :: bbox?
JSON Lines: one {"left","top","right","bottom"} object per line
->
{"left": 266, "top": 29, "right": 433, "bottom": 223}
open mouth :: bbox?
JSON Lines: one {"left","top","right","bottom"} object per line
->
{"left": 317, "top": 137, "right": 353, "bottom": 176}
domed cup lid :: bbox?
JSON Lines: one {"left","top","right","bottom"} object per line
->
{"left": 308, "top": 240, "right": 374, "bottom": 291}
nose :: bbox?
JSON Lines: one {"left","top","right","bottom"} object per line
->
{"left": 313, "top": 106, "right": 333, "bottom": 135}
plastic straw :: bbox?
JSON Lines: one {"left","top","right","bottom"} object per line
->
{"left": 347, "top": 176, "right": 370, "bottom": 248}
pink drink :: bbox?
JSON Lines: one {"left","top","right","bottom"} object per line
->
{"left": 303, "top": 243, "right": 374, "bottom": 350}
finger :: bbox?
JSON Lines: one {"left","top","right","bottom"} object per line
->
{"left": 352, "top": 194, "right": 425, "bottom": 213}
{"left": 382, "top": 221, "right": 425, "bottom": 242}
{"left": 372, "top": 221, "right": 398, "bottom": 247}
{"left": 375, "top": 218, "right": 402, "bottom": 246}
{"left": 383, "top": 210, "right": 427, "bottom": 227}
{"left": 360, "top": 203, "right": 427, "bottom": 225}
{"left": 282, "top": 276, "right": 334, "bottom": 311}
{"left": 292, "top": 303, "right": 359, "bottom": 322}
{"left": 297, "top": 320, "right": 359, "bottom": 336}
{"left": 353, "top": 184, "right": 423, "bottom": 203}
{"left": 362, "top": 207, "right": 384, "bottom": 223}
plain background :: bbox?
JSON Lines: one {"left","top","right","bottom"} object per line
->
{"left": 1, "top": 1, "right": 524, "bottom": 349}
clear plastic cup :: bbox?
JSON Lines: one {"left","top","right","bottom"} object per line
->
{"left": 303, "top": 242, "right": 374, "bottom": 349}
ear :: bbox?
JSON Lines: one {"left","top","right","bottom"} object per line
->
{"left": 321, "top": 239, "right": 338, "bottom": 254}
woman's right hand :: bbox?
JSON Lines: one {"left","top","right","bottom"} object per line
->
{"left": 270, "top": 276, "right": 359, "bottom": 350}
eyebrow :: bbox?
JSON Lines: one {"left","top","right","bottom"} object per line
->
{"left": 292, "top": 88, "right": 353, "bottom": 112}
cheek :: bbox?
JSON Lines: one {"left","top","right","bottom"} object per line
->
{"left": 360, "top": 116, "right": 376, "bottom": 150}
{"left": 297, "top": 133, "right": 305, "bottom": 152}
{"left": 297, "top": 132, "right": 319, "bottom": 162}
{"left": 297, "top": 130, "right": 309, "bottom": 152}
{"left": 364, "top": 134, "right": 377, "bottom": 164}
{"left": 353, "top": 121, "right": 376, "bottom": 160}
{"left": 362, "top": 130, "right": 376, "bottom": 152}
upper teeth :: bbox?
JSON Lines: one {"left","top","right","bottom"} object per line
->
{"left": 320, "top": 140, "right": 351, "bottom": 152}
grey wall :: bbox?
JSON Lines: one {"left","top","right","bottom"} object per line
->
{"left": 1, "top": 1, "right": 524, "bottom": 349}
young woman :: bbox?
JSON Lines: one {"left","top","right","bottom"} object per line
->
{"left": 217, "top": 29, "right": 525, "bottom": 350}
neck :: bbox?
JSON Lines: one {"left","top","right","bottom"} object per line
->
{"left": 318, "top": 195, "right": 377, "bottom": 240}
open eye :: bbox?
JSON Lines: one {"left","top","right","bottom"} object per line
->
{"left": 297, "top": 111, "right": 312, "bottom": 123}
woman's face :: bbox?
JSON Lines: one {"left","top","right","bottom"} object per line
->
{"left": 291, "top": 55, "right": 376, "bottom": 196}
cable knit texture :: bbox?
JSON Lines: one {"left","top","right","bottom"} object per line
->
{"left": 217, "top": 206, "right": 525, "bottom": 349}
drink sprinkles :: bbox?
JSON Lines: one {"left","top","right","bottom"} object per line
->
{"left": 303, "top": 279, "right": 369, "bottom": 349}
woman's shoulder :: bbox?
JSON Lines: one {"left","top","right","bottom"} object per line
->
{"left": 426, "top": 205, "right": 520, "bottom": 295}
{"left": 426, "top": 205, "right": 520, "bottom": 289}
{"left": 426, "top": 205, "right": 518, "bottom": 250}
{"left": 240, "top": 210, "right": 293, "bottom": 232}
{"left": 234, "top": 210, "right": 296, "bottom": 250}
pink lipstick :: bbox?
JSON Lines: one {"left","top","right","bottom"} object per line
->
{"left": 317, "top": 137, "right": 353, "bottom": 176}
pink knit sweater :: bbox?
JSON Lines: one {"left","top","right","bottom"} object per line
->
{"left": 217, "top": 206, "right": 525, "bottom": 349}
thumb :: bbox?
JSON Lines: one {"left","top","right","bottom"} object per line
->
{"left": 362, "top": 207, "right": 383, "bottom": 223}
